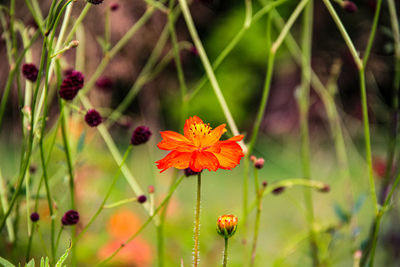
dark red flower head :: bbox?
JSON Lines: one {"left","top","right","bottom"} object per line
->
{"left": 342, "top": 1, "right": 358, "bottom": 13}
{"left": 137, "top": 195, "right": 147, "bottom": 204}
{"left": 95, "top": 76, "right": 113, "bottom": 91}
{"left": 59, "top": 70, "right": 84, "bottom": 101}
{"left": 22, "top": 63, "right": 39, "bottom": 82}
{"left": 87, "top": 0, "right": 104, "bottom": 4}
{"left": 85, "top": 109, "right": 102, "bottom": 127}
{"left": 30, "top": 212, "right": 40, "bottom": 222}
{"left": 61, "top": 210, "right": 80, "bottom": 226}
{"left": 131, "top": 126, "right": 152, "bottom": 145}
{"left": 272, "top": 186, "right": 285, "bottom": 195}
{"left": 110, "top": 2, "right": 120, "bottom": 11}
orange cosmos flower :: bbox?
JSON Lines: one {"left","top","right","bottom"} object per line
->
{"left": 156, "top": 116, "right": 244, "bottom": 172}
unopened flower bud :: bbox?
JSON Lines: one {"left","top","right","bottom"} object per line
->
{"left": 69, "top": 40, "right": 79, "bottom": 48}
{"left": 30, "top": 212, "right": 40, "bottom": 222}
{"left": 262, "top": 181, "right": 268, "bottom": 187}
{"left": 250, "top": 155, "right": 257, "bottom": 162}
{"left": 272, "top": 186, "right": 285, "bottom": 195}
{"left": 148, "top": 185, "right": 155, "bottom": 194}
{"left": 61, "top": 210, "right": 79, "bottom": 226}
{"left": 319, "top": 184, "right": 330, "bottom": 193}
{"left": 131, "top": 126, "right": 152, "bottom": 145}
{"left": 137, "top": 195, "right": 147, "bottom": 204}
{"left": 254, "top": 158, "right": 265, "bottom": 169}
{"left": 217, "top": 214, "right": 238, "bottom": 238}
{"left": 341, "top": 1, "right": 358, "bottom": 13}
{"left": 87, "top": 0, "right": 104, "bottom": 4}
{"left": 110, "top": 2, "right": 119, "bottom": 11}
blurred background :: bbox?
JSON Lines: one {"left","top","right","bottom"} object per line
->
{"left": 1, "top": 0, "right": 400, "bottom": 266}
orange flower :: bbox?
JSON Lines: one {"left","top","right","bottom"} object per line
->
{"left": 156, "top": 116, "right": 244, "bottom": 172}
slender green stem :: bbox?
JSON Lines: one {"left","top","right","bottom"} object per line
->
{"left": 59, "top": 101, "right": 75, "bottom": 209}
{"left": 193, "top": 172, "right": 202, "bottom": 267}
{"left": 178, "top": 0, "right": 243, "bottom": 146}
{"left": 103, "top": 197, "right": 139, "bottom": 209}
{"left": 169, "top": 0, "right": 188, "bottom": 128}
{"left": 362, "top": 0, "right": 383, "bottom": 68}
{"left": 0, "top": 168, "right": 15, "bottom": 242}
{"left": 65, "top": 3, "right": 91, "bottom": 44}
{"left": 250, "top": 169, "right": 261, "bottom": 267}
{"left": 54, "top": 226, "right": 64, "bottom": 254}
{"left": 97, "top": 175, "right": 185, "bottom": 266}
{"left": 321, "top": 0, "right": 362, "bottom": 69}
{"left": 73, "top": 146, "right": 133, "bottom": 243}
{"left": 244, "top": 0, "right": 252, "bottom": 28}
{"left": 223, "top": 237, "right": 229, "bottom": 267}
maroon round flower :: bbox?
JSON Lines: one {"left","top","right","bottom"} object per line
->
{"left": 342, "top": 1, "right": 358, "bottom": 13}
{"left": 110, "top": 2, "right": 120, "bottom": 11}
{"left": 30, "top": 212, "right": 40, "bottom": 222}
{"left": 22, "top": 63, "right": 39, "bottom": 82}
{"left": 59, "top": 70, "right": 84, "bottom": 101}
{"left": 272, "top": 186, "right": 285, "bottom": 195}
{"left": 87, "top": 0, "right": 104, "bottom": 4}
{"left": 319, "top": 184, "right": 331, "bottom": 193}
{"left": 85, "top": 109, "right": 102, "bottom": 127}
{"left": 130, "top": 126, "right": 152, "bottom": 145}
{"left": 184, "top": 168, "right": 199, "bottom": 177}
{"left": 254, "top": 158, "right": 265, "bottom": 169}
{"left": 61, "top": 210, "right": 80, "bottom": 226}
{"left": 137, "top": 195, "right": 147, "bottom": 204}
{"left": 95, "top": 76, "right": 113, "bottom": 91}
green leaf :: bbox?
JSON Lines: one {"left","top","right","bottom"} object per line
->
{"left": 334, "top": 203, "right": 350, "bottom": 223}
{"left": 40, "top": 257, "right": 50, "bottom": 267}
{"left": 55, "top": 242, "right": 72, "bottom": 267}
{"left": 0, "top": 256, "right": 16, "bottom": 267}
{"left": 352, "top": 194, "right": 367, "bottom": 215}
{"left": 24, "top": 259, "right": 35, "bottom": 267}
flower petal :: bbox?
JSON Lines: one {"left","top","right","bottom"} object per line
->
{"left": 157, "top": 131, "right": 195, "bottom": 152}
{"left": 156, "top": 151, "right": 191, "bottom": 173}
{"left": 202, "top": 124, "right": 227, "bottom": 147}
{"left": 189, "top": 151, "right": 219, "bottom": 172}
{"left": 210, "top": 139, "right": 244, "bottom": 170}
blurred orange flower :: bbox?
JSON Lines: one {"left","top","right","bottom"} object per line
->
{"left": 107, "top": 210, "right": 141, "bottom": 239}
{"left": 156, "top": 116, "right": 244, "bottom": 172}
{"left": 98, "top": 237, "right": 152, "bottom": 267}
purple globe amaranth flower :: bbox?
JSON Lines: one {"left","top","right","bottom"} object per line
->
{"left": 342, "top": 1, "right": 358, "bottom": 13}
{"left": 87, "top": 0, "right": 104, "bottom": 4}
{"left": 61, "top": 210, "right": 80, "bottom": 226}
{"left": 30, "top": 212, "right": 40, "bottom": 222}
{"left": 95, "top": 76, "right": 113, "bottom": 91}
{"left": 59, "top": 70, "right": 84, "bottom": 101}
{"left": 22, "top": 63, "right": 39, "bottom": 82}
{"left": 110, "top": 2, "right": 120, "bottom": 11}
{"left": 131, "top": 126, "right": 152, "bottom": 145}
{"left": 137, "top": 195, "right": 147, "bottom": 204}
{"left": 85, "top": 109, "right": 102, "bottom": 127}
{"left": 184, "top": 168, "right": 199, "bottom": 177}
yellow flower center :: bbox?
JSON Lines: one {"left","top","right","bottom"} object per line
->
{"left": 189, "top": 122, "right": 211, "bottom": 138}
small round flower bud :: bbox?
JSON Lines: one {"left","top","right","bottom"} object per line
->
{"left": 84, "top": 109, "right": 102, "bottom": 127}
{"left": 148, "top": 185, "right": 155, "bottom": 194}
{"left": 217, "top": 214, "right": 238, "bottom": 238}
{"left": 29, "top": 164, "right": 37, "bottom": 174}
{"left": 61, "top": 210, "right": 80, "bottom": 226}
{"left": 272, "top": 186, "right": 285, "bottom": 195}
{"left": 137, "top": 195, "right": 147, "bottom": 204}
{"left": 254, "top": 158, "right": 265, "bottom": 169}
{"left": 22, "top": 63, "right": 39, "bottom": 82}
{"left": 184, "top": 168, "right": 199, "bottom": 177}
{"left": 131, "top": 126, "right": 152, "bottom": 145}
{"left": 95, "top": 76, "right": 113, "bottom": 91}
{"left": 319, "top": 184, "right": 330, "bottom": 193}
{"left": 250, "top": 155, "right": 257, "bottom": 162}
{"left": 59, "top": 70, "right": 84, "bottom": 101}
{"left": 341, "top": 1, "right": 358, "bottom": 13}
{"left": 110, "top": 2, "right": 120, "bottom": 11}
{"left": 87, "top": 0, "right": 104, "bottom": 4}
{"left": 189, "top": 45, "right": 199, "bottom": 56}
{"left": 262, "top": 181, "right": 268, "bottom": 187}
{"left": 30, "top": 212, "right": 40, "bottom": 222}
{"left": 69, "top": 40, "right": 79, "bottom": 48}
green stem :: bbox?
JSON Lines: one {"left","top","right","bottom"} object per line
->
{"left": 193, "top": 172, "right": 202, "bottom": 267}
{"left": 65, "top": 3, "right": 91, "bottom": 44}
{"left": 362, "top": 0, "right": 383, "bottom": 68}
{"left": 97, "top": 175, "right": 185, "bottom": 266}
{"left": 250, "top": 169, "right": 261, "bottom": 267}
{"left": 0, "top": 168, "right": 15, "bottom": 242}
{"left": 73, "top": 146, "right": 133, "bottom": 243}
{"left": 223, "top": 237, "right": 229, "bottom": 267}
{"left": 321, "top": 0, "right": 362, "bottom": 69}
{"left": 178, "top": 0, "right": 243, "bottom": 145}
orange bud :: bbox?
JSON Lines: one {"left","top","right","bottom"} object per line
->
{"left": 217, "top": 214, "right": 238, "bottom": 238}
